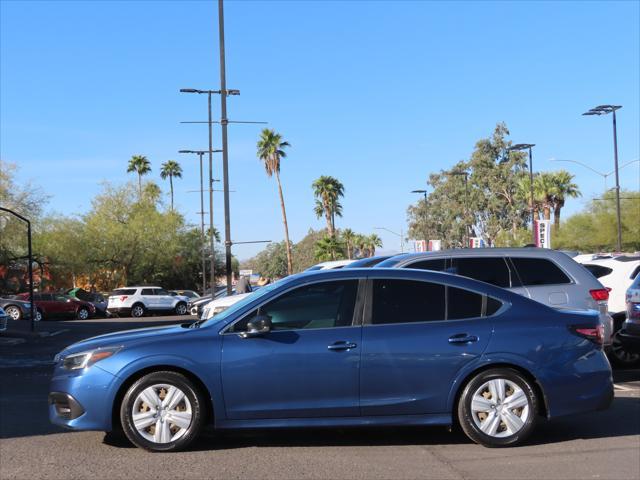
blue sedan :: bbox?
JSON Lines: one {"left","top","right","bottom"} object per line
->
{"left": 49, "top": 269, "right": 613, "bottom": 451}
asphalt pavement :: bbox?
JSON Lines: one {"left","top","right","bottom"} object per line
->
{"left": 0, "top": 315, "right": 638, "bottom": 480}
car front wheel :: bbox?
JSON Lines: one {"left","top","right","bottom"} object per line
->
{"left": 4, "top": 306, "right": 21, "bottom": 321}
{"left": 174, "top": 302, "right": 188, "bottom": 315}
{"left": 457, "top": 368, "right": 538, "bottom": 447}
{"left": 76, "top": 307, "right": 90, "bottom": 320}
{"left": 120, "top": 371, "right": 204, "bottom": 452}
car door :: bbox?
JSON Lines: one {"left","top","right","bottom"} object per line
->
{"left": 140, "top": 288, "right": 156, "bottom": 310}
{"left": 153, "top": 289, "right": 173, "bottom": 310}
{"left": 54, "top": 294, "right": 75, "bottom": 315}
{"left": 221, "top": 279, "right": 363, "bottom": 420}
{"left": 360, "top": 277, "right": 495, "bottom": 415}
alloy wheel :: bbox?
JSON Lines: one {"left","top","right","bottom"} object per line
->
{"left": 5, "top": 306, "right": 21, "bottom": 321}
{"left": 470, "top": 378, "right": 530, "bottom": 438}
{"left": 131, "top": 305, "right": 144, "bottom": 318}
{"left": 131, "top": 384, "right": 193, "bottom": 444}
{"left": 77, "top": 308, "right": 89, "bottom": 320}
{"left": 610, "top": 332, "right": 640, "bottom": 366}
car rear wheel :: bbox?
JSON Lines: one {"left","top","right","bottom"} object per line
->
{"left": 76, "top": 307, "right": 90, "bottom": 320}
{"left": 609, "top": 331, "right": 640, "bottom": 367}
{"left": 35, "top": 309, "right": 43, "bottom": 322}
{"left": 4, "top": 306, "right": 21, "bottom": 321}
{"left": 174, "top": 302, "right": 188, "bottom": 315}
{"left": 457, "top": 368, "right": 538, "bottom": 447}
{"left": 120, "top": 371, "right": 204, "bottom": 452}
{"left": 131, "top": 304, "right": 145, "bottom": 318}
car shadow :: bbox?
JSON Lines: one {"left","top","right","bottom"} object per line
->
{"left": 101, "top": 396, "right": 639, "bottom": 451}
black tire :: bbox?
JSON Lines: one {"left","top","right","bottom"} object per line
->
{"left": 457, "top": 368, "right": 538, "bottom": 447}
{"left": 608, "top": 331, "right": 640, "bottom": 368}
{"left": 130, "top": 303, "right": 146, "bottom": 318}
{"left": 35, "top": 308, "right": 44, "bottom": 322}
{"left": 174, "top": 302, "right": 188, "bottom": 316}
{"left": 4, "top": 305, "right": 22, "bottom": 321}
{"left": 120, "top": 371, "right": 205, "bottom": 452}
{"left": 76, "top": 307, "right": 90, "bottom": 320}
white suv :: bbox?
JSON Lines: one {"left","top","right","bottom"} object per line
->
{"left": 107, "top": 287, "right": 189, "bottom": 318}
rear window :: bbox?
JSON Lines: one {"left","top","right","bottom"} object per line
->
{"left": 510, "top": 257, "right": 571, "bottom": 286}
{"left": 583, "top": 264, "right": 614, "bottom": 279}
{"left": 111, "top": 289, "right": 136, "bottom": 296}
{"left": 449, "top": 257, "right": 511, "bottom": 288}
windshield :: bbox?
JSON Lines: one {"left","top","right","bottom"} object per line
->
{"left": 198, "top": 279, "right": 285, "bottom": 327}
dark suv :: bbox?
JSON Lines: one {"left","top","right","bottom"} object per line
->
{"left": 16, "top": 293, "right": 96, "bottom": 321}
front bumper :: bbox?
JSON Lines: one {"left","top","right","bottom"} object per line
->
{"left": 49, "top": 364, "right": 119, "bottom": 431}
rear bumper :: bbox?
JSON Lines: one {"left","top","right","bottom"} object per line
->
{"left": 107, "top": 307, "right": 131, "bottom": 317}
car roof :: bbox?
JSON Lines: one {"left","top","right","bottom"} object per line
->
{"left": 376, "top": 247, "right": 571, "bottom": 266}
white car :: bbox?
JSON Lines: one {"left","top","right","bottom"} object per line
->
{"left": 576, "top": 256, "right": 640, "bottom": 316}
{"left": 107, "top": 286, "right": 190, "bottom": 318}
{"left": 305, "top": 259, "right": 356, "bottom": 271}
{"left": 200, "top": 292, "right": 252, "bottom": 320}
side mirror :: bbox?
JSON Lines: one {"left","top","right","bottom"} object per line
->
{"left": 240, "top": 314, "right": 272, "bottom": 338}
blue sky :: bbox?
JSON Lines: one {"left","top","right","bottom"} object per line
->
{"left": 1, "top": 0, "right": 639, "bottom": 259}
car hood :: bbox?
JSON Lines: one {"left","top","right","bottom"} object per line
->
{"left": 58, "top": 324, "right": 189, "bottom": 356}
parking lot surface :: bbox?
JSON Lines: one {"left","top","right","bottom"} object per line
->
{"left": 1, "top": 316, "right": 639, "bottom": 480}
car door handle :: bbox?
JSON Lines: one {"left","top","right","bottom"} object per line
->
{"left": 448, "top": 334, "right": 479, "bottom": 344}
{"left": 327, "top": 341, "right": 357, "bottom": 351}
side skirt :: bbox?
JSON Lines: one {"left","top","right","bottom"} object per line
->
{"left": 215, "top": 413, "right": 452, "bottom": 430}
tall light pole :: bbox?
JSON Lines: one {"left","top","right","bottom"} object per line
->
{"left": 0, "top": 207, "right": 35, "bottom": 332}
{"left": 180, "top": 88, "right": 238, "bottom": 292}
{"left": 411, "top": 189, "right": 428, "bottom": 242}
{"left": 179, "top": 149, "right": 220, "bottom": 294}
{"left": 583, "top": 105, "right": 623, "bottom": 251}
{"left": 508, "top": 144, "right": 536, "bottom": 245}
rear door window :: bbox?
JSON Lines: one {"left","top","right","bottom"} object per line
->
{"left": 141, "top": 288, "right": 154, "bottom": 296}
{"left": 449, "top": 257, "right": 511, "bottom": 288}
{"left": 371, "top": 279, "right": 445, "bottom": 324}
{"left": 447, "top": 287, "right": 484, "bottom": 319}
{"left": 510, "top": 257, "right": 571, "bottom": 286}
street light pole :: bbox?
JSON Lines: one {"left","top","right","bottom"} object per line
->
{"left": 179, "top": 150, "right": 209, "bottom": 293}
{"left": 218, "top": 0, "right": 234, "bottom": 294}
{"left": 549, "top": 158, "right": 639, "bottom": 192}
{"left": 207, "top": 92, "right": 216, "bottom": 292}
{"left": 374, "top": 226, "right": 404, "bottom": 253}
{"left": 583, "top": 105, "right": 623, "bottom": 251}
{"left": 0, "top": 207, "right": 35, "bottom": 332}
{"left": 508, "top": 144, "right": 536, "bottom": 245}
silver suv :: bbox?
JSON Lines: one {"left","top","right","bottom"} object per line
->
{"left": 377, "top": 248, "right": 614, "bottom": 345}
{"left": 107, "top": 287, "right": 189, "bottom": 318}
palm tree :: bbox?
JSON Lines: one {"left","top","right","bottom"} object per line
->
{"left": 354, "top": 234, "right": 368, "bottom": 258}
{"left": 127, "top": 155, "right": 151, "bottom": 198}
{"left": 257, "top": 129, "right": 293, "bottom": 275}
{"left": 366, "top": 233, "right": 383, "bottom": 257}
{"left": 312, "top": 176, "right": 344, "bottom": 237}
{"left": 550, "top": 170, "right": 581, "bottom": 230}
{"left": 534, "top": 172, "right": 556, "bottom": 221}
{"left": 341, "top": 228, "right": 356, "bottom": 259}
{"left": 160, "top": 160, "right": 183, "bottom": 210}
{"left": 314, "top": 235, "right": 344, "bottom": 262}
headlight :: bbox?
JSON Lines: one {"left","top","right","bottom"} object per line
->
{"left": 61, "top": 347, "right": 122, "bottom": 370}
{"left": 212, "top": 306, "right": 229, "bottom": 316}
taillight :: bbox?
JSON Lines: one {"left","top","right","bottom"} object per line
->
{"left": 629, "top": 303, "right": 640, "bottom": 319}
{"left": 119, "top": 296, "right": 128, "bottom": 302}
{"left": 573, "top": 324, "right": 604, "bottom": 345}
{"left": 589, "top": 289, "right": 609, "bottom": 302}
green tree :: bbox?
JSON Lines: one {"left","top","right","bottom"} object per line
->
{"left": 365, "top": 233, "right": 383, "bottom": 257}
{"left": 312, "top": 175, "right": 344, "bottom": 237}
{"left": 341, "top": 228, "right": 356, "bottom": 259}
{"left": 550, "top": 170, "right": 581, "bottom": 229}
{"left": 314, "top": 235, "right": 344, "bottom": 262}
{"left": 160, "top": 160, "right": 183, "bottom": 210}
{"left": 257, "top": 129, "right": 293, "bottom": 275}
{"left": 127, "top": 155, "right": 151, "bottom": 198}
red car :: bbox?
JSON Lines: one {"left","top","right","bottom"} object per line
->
{"left": 16, "top": 293, "right": 96, "bottom": 321}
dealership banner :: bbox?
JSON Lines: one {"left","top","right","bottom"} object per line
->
{"left": 535, "top": 220, "right": 551, "bottom": 248}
